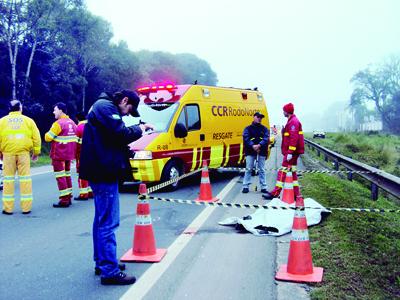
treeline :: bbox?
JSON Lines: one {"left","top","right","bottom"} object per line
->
{"left": 0, "top": 0, "right": 217, "bottom": 134}
{"left": 349, "top": 55, "right": 400, "bottom": 134}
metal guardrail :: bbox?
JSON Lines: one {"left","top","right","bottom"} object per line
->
{"left": 305, "top": 138, "right": 400, "bottom": 200}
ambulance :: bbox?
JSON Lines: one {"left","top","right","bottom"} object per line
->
{"left": 126, "top": 83, "right": 270, "bottom": 190}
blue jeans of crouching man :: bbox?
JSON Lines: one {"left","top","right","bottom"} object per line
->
{"left": 90, "top": 181, "right": 120, "bottom": 278}
{"left": 243, "top": 155, "right": 267, "bottom": 190}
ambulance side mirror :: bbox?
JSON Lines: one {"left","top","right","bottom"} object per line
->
{"left": 174, "top": 123, "right": 188, "bottom": 138}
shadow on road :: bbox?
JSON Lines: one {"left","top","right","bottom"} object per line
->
{"left": 119, "top": 170, "right": 241, "bottom": 194}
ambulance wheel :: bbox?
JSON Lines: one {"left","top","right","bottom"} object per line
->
{"left": 161, "top": 161, "right": 183, "bottom": 191}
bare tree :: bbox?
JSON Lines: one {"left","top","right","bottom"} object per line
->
{"left": 350, "top": 55, "right": 400, "bottom": 133}
{"left": 0, "top": 0, "right": 28, "bottom": 99}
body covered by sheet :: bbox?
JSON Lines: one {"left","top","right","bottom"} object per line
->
{"left": 219, "top": 198, "right": 330, "bottom": 236}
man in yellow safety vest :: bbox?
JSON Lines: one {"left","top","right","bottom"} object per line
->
{"left": 0, "top": 100, "right": 41, "bottom": 215}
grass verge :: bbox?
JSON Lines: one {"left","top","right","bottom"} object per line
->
{"left": 31, "top": 143, "right": 52, "bottom": 167}
{"left": 305, "top": 132, "right": 400, "bottom": 176}
{"left": 300, "top": 164, "right": 400, "bottom": 299}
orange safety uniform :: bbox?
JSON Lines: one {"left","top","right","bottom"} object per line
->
{"left": 0, "top": 111, "right": 41, "bottom": 213}
{"left": 45, "top": 115, "right": 77, "bottom": 205}
{"left": 270, "top": 114, "right": 304, "bottom": 197}
{"left": 76, "top": 120, "right": 92, "bottom": 199}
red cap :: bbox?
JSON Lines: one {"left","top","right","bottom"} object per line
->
{"left": 283, "top": 103, "right": 294, "bottom": 114}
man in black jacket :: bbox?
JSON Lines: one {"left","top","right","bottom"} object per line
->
{"left": 80, "top": 90, "right": 153, "bottom": 285}
{"left": 242, "top": 112, "right": 270, "bottom": 194}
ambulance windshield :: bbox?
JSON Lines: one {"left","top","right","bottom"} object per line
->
{"left": 123, "top": 102, "right": 179, "bottom": 132}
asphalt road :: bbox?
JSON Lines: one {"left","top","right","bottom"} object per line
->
{"left": 0, "top": 140, "right": 308, "bottom": 300}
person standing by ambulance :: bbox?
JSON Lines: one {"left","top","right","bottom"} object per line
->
{"left": 74, "top": 111, "right": 93, "bottom": 201}
{"left": 263, "top": 103, "right": 304, "bottom": 200}
{"left": 0, "top": 100, "right": 41, "bottom": 215}
{"left": 80, "top": 90, "right": 154, "bottom": 285}
{"left": 45, "top": 102, "right": 77, "bottom": 208}
{"left": 242, "top": 112, "right": 270, "bottom": 194}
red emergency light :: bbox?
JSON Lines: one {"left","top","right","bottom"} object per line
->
{"left": 137, "top": 83, "right": 177, "bottom": 93}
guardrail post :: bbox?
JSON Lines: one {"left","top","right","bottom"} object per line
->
{"left": 347, "top": 169, "right": 353, "bottom": 181}
{"left": 324, "top": 154, "right": 329, "bottom": 162}
{"left": 317, "top": 150, "right": 320, "bottom": 157}
{"left": 371, "top": 183, "right": 378, "bottom": 200}
{"left": 334, "top": 160, "right": 339, "bottom": 171}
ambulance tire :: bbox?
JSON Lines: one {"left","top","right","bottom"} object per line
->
{"left": 161, "top": 161, "right": 183, "bottom": 191}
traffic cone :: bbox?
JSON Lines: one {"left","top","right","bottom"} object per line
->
{"left": 195, "top": 160, "right": 218, "bottom": 202}
{"left": 281, "top": 170, "right": 295, "bottom": 204}
{"left": 275, "top": 196, "right": 323, "bottom": 282}
{"left": 120, "top": 184, "right": 167, "bottom": 262}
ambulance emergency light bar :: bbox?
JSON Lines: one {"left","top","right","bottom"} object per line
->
{"left": 136, "top": 83, "right": 177, "bottom": 93}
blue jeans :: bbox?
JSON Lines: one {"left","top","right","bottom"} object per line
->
{"left": 243, "top": 155, "right": 267, "bottom": 189}
{"left": 90, "top": 181, "right": 120, "bottom": 278}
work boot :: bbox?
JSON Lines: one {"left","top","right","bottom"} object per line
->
{"left": 22, "top": 211, "right": 31, "bottom": 215}
{"left": 260, "top": 189, "right": 268, "bottom": 193}
{"left": 74, "top": 196, "right": 88, "bottom": 201}
{"left": 101, "top": 272, "right": 136, "bottom": 285}
{"left": 2, "top": 210, "right": 13, "bottom": 215}
{"left": 262, "top": 191, "right": 274, "bottom": 200}
{"left": 242, "top": 187, "right": 249, "bottom": 193}
{"left": 95, "top": 263, "right": 126, "bottom": 276}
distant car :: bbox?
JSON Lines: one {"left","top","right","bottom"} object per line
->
{"left": 313, "top": 130, "right": 326, "bottom": 138}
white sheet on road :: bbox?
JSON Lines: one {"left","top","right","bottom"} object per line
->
{"left": 218, "top": 198, "right": 331, "bottom": 236}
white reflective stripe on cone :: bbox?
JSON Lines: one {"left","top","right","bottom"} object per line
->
{"left": 291, "top": 229, "right": 309, "bottom": 241}
{"left": 201, "top": 177, "right": 210, "bottom": 184}
{"left": 136, "top": 214, "right": 152, "bottom": 226}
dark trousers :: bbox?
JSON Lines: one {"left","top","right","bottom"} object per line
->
{"left": 90, "top": 181, "right": 120, "bottom": 278}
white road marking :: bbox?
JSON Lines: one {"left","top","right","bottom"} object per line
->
{"left": 120, "top": 176, "right": 238, "bottom": 300}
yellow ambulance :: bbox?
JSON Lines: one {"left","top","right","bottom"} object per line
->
{"left": 126, "top": 83, "right": 270, "bottom": 189}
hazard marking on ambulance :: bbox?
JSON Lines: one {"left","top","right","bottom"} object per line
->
{"left": 142, "top": 90, "right": 181, "bottom": 111}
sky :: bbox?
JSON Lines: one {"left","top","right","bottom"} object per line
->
{"left": 85, "top": 0, "right": 400, "bottom": 129}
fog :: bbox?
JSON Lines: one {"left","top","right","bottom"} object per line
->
{"left": 86, "top": 0, "right": 400, "bottom": 132}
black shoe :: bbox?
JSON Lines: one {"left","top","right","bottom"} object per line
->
{"left": 2, "top": 210, "right": 13, "bottom": 215}
{"left": 95, "top": 263, "right": 126, "bottom": 276}
{"left": 101, "top": 272, "right": 136, "bottom": 285}
{"left": 53, "top": 203, "right": 70, "bottom": 208}
{"left": 74, "top": 196, "right": 88, "bottom": 201}
{"left": 22, "top": 211, "right": 31, "bottom": 215}
{"left": 242, "top": 187, "right": 249, "bottom": 193}
{"left": 262, "top": 192, "right": 274, "bottom": 200}
{"left": 261, "top": 189, "right": 268, "bottom": 193}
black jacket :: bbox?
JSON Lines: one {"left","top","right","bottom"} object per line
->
{"left": 243, "top": 122, "right": 270, "bottom": 156}
{"left": 79, "top": 94, "right": 143, "bottom": 183}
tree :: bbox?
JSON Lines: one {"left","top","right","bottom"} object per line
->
{"left": 58, "top": 8, "right": 112, "bottom": 111}
{"left": 175, "top": 53, "right": 217, "bottom": 85}
{"left": 350, "top": 55, "right": 400, "bottom": 134}
{"left": 0, "top": 0, "right": 83, "bottom": 100}
{"left": 135, "top": 51, "right": 218, "bottom": 87}
{"left": 0, "top": 0, "right": 26, "bottom": 99}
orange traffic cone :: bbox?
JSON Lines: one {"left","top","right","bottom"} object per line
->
{"left": 195, "top": 160, "right": 218, "bottom": 202}
{"left": 281, "top": 170, "right": 295, "bottom": 204}
{"left": 120, "top": 184, "right": 167, "bottom": 262}
{"left": 275, "top": 196, "right": 323, "bottom": 282}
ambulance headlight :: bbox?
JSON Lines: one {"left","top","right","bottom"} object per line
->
{"left": 133, "top": 150, "right": 152, "bottom": 160}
